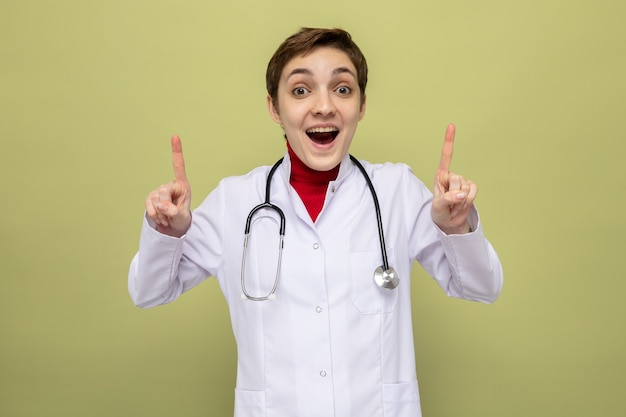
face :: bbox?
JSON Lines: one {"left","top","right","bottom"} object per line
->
{"left": 267, "top": 47, "right": 366, "bottom": 171}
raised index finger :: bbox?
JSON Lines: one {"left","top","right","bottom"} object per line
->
{"left": 438, "top": 123, "right": 456, "bottom": 173}
{"left": 171, "top": 135, "right": 188, "bottom": 182}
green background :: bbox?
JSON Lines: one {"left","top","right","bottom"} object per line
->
{"left": 1, "top": 0, "right": 624, "bottom": 416}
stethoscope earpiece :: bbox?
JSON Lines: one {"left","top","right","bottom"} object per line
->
{"left": 374, "top": 266, "right": 400, "bottom": 290}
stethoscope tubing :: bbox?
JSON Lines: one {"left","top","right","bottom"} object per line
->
{"left": 241, "top": 155, "right": 397, "bottom": 301}
{"left": 349, "top": 154, "right": 391, "bottom": 273}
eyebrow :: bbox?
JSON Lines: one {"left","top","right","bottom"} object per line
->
{"left": 286, "top": 66, "right": 357, "bottom": 80}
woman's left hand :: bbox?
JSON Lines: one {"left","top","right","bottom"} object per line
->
{"left": 431, "top": 124, "right": 478, "bottom": 235}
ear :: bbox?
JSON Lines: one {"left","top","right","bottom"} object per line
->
{"left": 358, "top": 94, "right": 367, "bottom": 121}
{"left": 267, "top": 95, "right": 282, "bottom": 124}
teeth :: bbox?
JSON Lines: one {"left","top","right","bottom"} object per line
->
{"left": 306, "top": 126, "right": 338, "bottom": 134}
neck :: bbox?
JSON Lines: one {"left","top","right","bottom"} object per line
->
{"left": 287, "top": 142, "right": 340, "bottom": 183}
{"left": 287, "top": 142, "right": 340, "bottom": 222}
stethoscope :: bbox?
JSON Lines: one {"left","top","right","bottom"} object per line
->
{"left": 241, "top": 155, "right": 399, "bottom": 301}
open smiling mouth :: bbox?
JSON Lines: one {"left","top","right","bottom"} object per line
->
{"left": 306, "top": 126, "right": 339, "bottom": 145}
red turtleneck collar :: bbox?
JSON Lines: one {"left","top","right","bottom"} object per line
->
{"left": 287, "top": 142, "right": 340, "bottom": 222}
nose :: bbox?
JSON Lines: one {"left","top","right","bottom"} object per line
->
{"left": 311, "top": 91, "right": 336, "bottom": 116}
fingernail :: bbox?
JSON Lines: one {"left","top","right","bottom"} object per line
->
{"left": 456, "top": 192, "right": 466, "bottom": 199}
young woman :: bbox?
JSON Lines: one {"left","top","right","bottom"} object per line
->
{"left": 129, "top": 27, "right": 503, "bottom": 417}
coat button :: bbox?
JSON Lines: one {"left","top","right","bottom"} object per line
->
{"left": 320, "top": 370, "right": 327, "bottom": 377}
{"left": 313, "top": 243, "right": 319, "bottom": 250}
{"left": 315, "top": 306, "right": 322, "bottom": 313}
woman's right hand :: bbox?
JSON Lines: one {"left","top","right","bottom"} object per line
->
{"left": 145, "top": 135, "right": 192, "bottom": 237}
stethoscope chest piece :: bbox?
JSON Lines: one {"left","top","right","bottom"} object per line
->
{"left": 374, "top": 266, "right": 400, "bottom": 290}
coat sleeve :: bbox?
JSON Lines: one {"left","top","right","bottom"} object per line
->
{"left": 128, "top": 182, "right": 226, "bottom": 308}
{"left": 127, "top": 217, "right": 194, "bottom": 308}
{"left": 433, "top": 208, "right": 503, "bottom": 303}
{"left": 403, "top": 166, "right": 503, "bottom": 304}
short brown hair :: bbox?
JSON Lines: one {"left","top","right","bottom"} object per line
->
{"left": 266, "top": 28, "right": 368, "bottom": 108}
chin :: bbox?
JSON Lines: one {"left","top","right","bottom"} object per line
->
{"left": 305, "top": 154, "right": 344, "bottom": 171}
{"left": 288, "top": 133, "right": 349, "bottom": 171}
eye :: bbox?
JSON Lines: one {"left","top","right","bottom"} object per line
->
{"left": 292, "top": 87, "right": 310, "bottom": 96}
{"left": 336, "top": 86, "right": 352, "bottom": 95}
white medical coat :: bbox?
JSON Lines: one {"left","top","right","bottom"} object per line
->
{"left": 129, "top": 152, "right": 503, "bottom": 417}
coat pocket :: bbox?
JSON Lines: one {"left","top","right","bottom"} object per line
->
{"left": 350, "top": 249, "right": 398, "bottom": 314}
{"left": 234, "top": 388, "right": 265, "bottom": 417}
{"left": 382, "top": 380, "right": 421, "bottom": 416}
